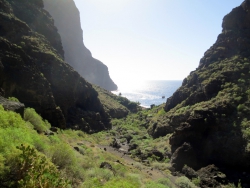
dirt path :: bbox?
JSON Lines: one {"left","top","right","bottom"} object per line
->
{"left": 98, "top": 144, "right": 168, "bottom": 181}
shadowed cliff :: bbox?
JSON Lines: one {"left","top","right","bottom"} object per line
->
{"left": 0, "top": 0, "right": 111, "bottom": 132}
{"left": 43, "top": 0, "right": 117, "bottom": 91}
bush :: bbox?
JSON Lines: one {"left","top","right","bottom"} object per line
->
{"left": 145, "top": 181, "right": 169, "bottom": 188}
{"left": 0, "top": 145, "right": 69, "bottom": 188}
{"left": 8, "top": 97, "right": 19, "bottom": 102}
{"left": 152, "top": 162, "right": 171, "bottom": 171}
{"left": 16, "top": 145, "right": 69, "bottom": 187}
{"left": 157, "top": 178, "right": 173, "bottom": 187}
{"left": 102, "top": 176, "right": 141, "bottom": 188}
{"left": 24, "top": 108, "right": 51, "bottom": 132}
{"left": 192, "top": 177, "right": 200, "bottom": 186}
{"left": 51, "top": 143, "right": 76, "bottom": 170}
{"left": 176, "top": 176, "right": 196, "bottom": 188}
{"left": 85, "top": 168, "right": 113, "bottom": 183}
{"left": 0, "top": 105, "right": 37, "bottom": 154}
{"left": 237, "top": 104, "right": 246, "bottom": 112}
{"left": 0, "top": 105, "right": 25, "bottom": 128}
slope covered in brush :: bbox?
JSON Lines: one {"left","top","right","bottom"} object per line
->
{"left": 148, "top": 0, "right": 250, "bottom": 174}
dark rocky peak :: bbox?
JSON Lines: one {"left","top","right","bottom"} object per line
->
{"left": 43, "top": 0, "right": 117, "bottom": 91}
{"left": 242, "top": 0, "right": 250, "bottom": 9}
{"left": 164, "top": 0, "right": 250, "bottom": 113}
{"left": 199, "top": 0, "right": 250, "bottom": 69}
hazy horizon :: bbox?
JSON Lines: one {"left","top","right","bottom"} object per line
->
{"left": 73, "top": 0, "right": 243, "bottom": 84}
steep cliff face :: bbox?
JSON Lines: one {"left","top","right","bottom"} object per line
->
{"left": 0, "top": 0, "right": 111, "bottom": 132}
{"left": 43, "top": 0, "right": 117, "bottom": 91}
{"left": 148, "top": 0, "right": 250, "bottom": 175}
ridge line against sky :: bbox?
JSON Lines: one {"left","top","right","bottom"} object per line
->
{"left": 73, "top": 0, "right": 243, "bottom": 85}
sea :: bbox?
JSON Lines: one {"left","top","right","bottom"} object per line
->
{"left": 112, "top": 80, "right": 182, "bottom": 108}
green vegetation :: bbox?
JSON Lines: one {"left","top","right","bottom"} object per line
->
{"left": 24, "top": 108, "right": 51, "bottom": 133}
{"left": 3, "top": 0, "right": 250, "bottom": 187}
{"left": 14, "top": 145, "right": 69, "bottom": 188}
{"left": 175, "top": 176, "right": 196, "bottom": 188}
{"left": 93, "top": 106, "right": 173, "bottom": 173}
{"left": 0, "top": 105, "right": 71, "bottom": 187}
{"left": 0, "top": 104, "right": 180, "bottom": 187}
{"left": 8, "top": 97, "right": 20, "bottom": 102}
{"left": 94, "top": 85, "right": 141, "bottom": 115}
{"left": 3, "top": 56, "right": 250, "bottom": 187}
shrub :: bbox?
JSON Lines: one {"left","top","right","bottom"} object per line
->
{"left": 145, "top": 181, "right": 169, "bottom": 188}
{"left": 192, "top": 177, "right": 200, "bottom": 186}
{"left": 0, "top": 105, "right": 38, "bottom": 154}
{"left": 0, "top": 105, "right": 25, "bottom": 128}
{"left": 152, "top": 162, "right": 171, "bottom": 171}
{"left": 133, "top": 162, "right": 144, "bottom": 171}
{"left": 1, "top": 145, "right": 69, "bottom": 188}
{"left": 157, "top": 178, "right": 173, "bottom": 187}
{"left": 102, "top": 176, "right": 141, "bottom": 188}
{"left": 237, "top": 104, "right": 246, "bottom": 112}
{"left": 8, "top": 97, "right": 19, "bottom": 102}
{"left": 24, "top": 108, "right": 51, "bottom": 132}
{"left": 51, "top": 143, "right": 76, "bottom": 170}
{"left": 176, "top": 176, "right": 196, "bottom": 188}
{"left": 81, "top": 177, "right": 102, "bottom": 188}
{"left": 157, "top": 108, "right": 166, "bottom": 116}
{"left": 85, "top": 168, "right": 113, "bottom": 183}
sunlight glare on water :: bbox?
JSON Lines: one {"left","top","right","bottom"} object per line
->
{"left": 112, "top": 80, "right": 182, "bottom": 108}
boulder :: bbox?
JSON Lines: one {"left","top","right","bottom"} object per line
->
{"left": 128, "top": 143, "right": 138, "bottom": 151}
{"left": 170, "top": 142, "right": 198, "bottom": 171}
{"left": 100, "top": 162, "right": 113, "bottom": 172}
{"left": 0, "top": 96, "right": 25, "bottom": 117}
{"left": 151, "top": 149, "right": 164, "bottom": 161}
{"left": 110, "top": 138, "right": 121, "bottom": 149}
{"left": 181, "top": 165, "right": 198, "bottom": 179}
{"left": 197, "top": 165, "right": 228, "bottom": 187}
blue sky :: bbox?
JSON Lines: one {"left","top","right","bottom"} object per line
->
{"left": 73, "top": 0, "right": 243, "bottom": 84}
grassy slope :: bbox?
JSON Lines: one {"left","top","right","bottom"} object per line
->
{"left": 93, "top": 85, "right": 141, "bottom": 118}
{"left": 93, "top": 85, "right": 129, "bottom": 117}
{"left": 0, "top": 104, "right": 190, "bottom": 188}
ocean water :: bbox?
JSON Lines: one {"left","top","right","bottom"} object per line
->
{"left": 112, "top": 80, "right": 182, "bottom": 108}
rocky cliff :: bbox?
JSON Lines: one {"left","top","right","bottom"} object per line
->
{"left": 148, "top": 0, "right": 250, "bottom": 182}
{"left": 0, "top": 0, "right": 111, "bottom": 132}
{"left": 43, "top": 0, "right": 117, "bottom": 91}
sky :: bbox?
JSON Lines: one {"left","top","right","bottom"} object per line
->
{"left": 73, "top": 0, "right": 243, "bottom": 85}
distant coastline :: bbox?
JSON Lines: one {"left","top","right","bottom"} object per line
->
{"left": 112, "top": 80, "right": 182, "bottom": 108}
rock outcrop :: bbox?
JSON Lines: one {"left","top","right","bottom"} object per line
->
{"left": 148, "top": 0, "right": 250, "bottom": 179}
{"left": 43, "top": 0, "right": 117, "bottom": 91}
{"left": 0, "top": 96, "right": 25, "bottom": 117}
{"left": 0, "top": 0, "right": 110, "bottom": 132}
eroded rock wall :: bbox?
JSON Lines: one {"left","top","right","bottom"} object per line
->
{"left": 43, "top": 0, "right": 117, "bottom": 91}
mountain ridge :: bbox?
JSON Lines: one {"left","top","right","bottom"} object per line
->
{"left": 43, "top": 0, "right": 118, "bottom": 91}
{"left": 147, "top": 0, "right": 250, "bottom": 184}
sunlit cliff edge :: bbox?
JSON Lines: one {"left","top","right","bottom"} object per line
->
{"left": 43, "top": 0, "right": 117, "bottom": 91}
